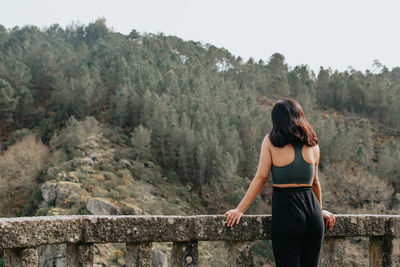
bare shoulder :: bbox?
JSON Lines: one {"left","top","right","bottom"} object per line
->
{"left": 263, "top": 133, "right": 272, "bottom": 147}
{"left": 312, "top": 144, "right": 320, "bottom": 158}
{"left": 260, "top": 133, "right": 273, "bottom": 154}
{"left": 314, "top": 144, "right": 320, "bottom": 152}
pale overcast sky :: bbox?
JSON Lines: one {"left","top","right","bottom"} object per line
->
{"left": 1, "top": 0, "right": 399, "bottom": 73}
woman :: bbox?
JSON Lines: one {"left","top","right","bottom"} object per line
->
{"left": 225, "top": 98, "right": 335, "bottom": 267}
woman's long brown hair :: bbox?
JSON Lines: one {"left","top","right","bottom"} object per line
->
{"left": 269, "top": 98, "right": 319, "bottom": 147}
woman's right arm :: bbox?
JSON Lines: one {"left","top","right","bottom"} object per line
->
{"left": 224, "top": 134, "right": 272, "bottom": 227}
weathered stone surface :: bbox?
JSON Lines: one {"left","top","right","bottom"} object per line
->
{"left": 0, "top": 216, "right": 83, "bottom": 248}
{"left": 41, "top": 180, "right": 83, "bottom": 205}
{"left": 38, "top": 244, "right": 66, "bottom": 267}
{"left": 369, "top": 236, "right": 393, "bottom": 267}
{"left": 4, "top": 246, "right": 39, "bottom": 267}
{"left": 86, "top": 198, "right": 122, "bottom": 215}
{"left": 193, "top": 215, "right": 270, "bottom": 241}
{"left": 152, "top": 249, "right": 167, "bottom": 267}
{"left": 83, "top": 216, "right": 193, "bottom": 243}
{"left": 319, "top": 237, "right": 346, "bottom": 266}
{"left": 225, "top": 241, "right": 254, "bottom": 267}
{"left": 40, "top": 181, "right": 58, "bottom": 203}
{"left": 0, "top": 215, "right": 399, "bottom": 249}
{"left": 56, "top": 181, "right": 81, "bottom": 206}
{"left": 66, "top": 243, "right": 93, "bottom": 267}
{"left": 171, "top": 241, "right": 198, "bottom": 267}
{"left": 126, "top": 242, "right": 152, "bottom": 267}
{"left": 391, "top": 215, "right": 400, "bottom": 237}
{"left": 325, "top": 214, "right": 399, "bottom": 237}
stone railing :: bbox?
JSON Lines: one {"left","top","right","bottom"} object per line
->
{"left": 0, "top": 214, "right": 398, "bottom": 266}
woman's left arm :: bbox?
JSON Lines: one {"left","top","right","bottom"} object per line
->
{"left": 312, "top": 144, "right": 336, "bottom": 230}
{"left": 225, "top": 134, "right": 272, "bottom": 227}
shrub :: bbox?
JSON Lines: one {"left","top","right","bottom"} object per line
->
{"left": 50, "top": 116, "right": 100, "bottom": 158}
{"left": 0, "top": 134, "right": 50, "bottom": 216}
{"left": 321, "top": 162, "right": 394, "bottom": 214}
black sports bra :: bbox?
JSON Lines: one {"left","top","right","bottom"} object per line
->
{"left": 271, "top": 143, "right": 315, "bottom": 184}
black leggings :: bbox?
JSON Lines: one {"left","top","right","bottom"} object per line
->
{"left": 271, "top": 186, "right": 325, "bottom": 267}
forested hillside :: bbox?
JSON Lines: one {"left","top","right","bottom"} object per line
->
{"left": 0, "top": 18, "right": 399, "bottom": 266}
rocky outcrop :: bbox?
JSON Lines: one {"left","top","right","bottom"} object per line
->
{"left": 40, "top": 181, "right": 58, "bottom": 203}
{"left": 86, "top": 198, "right": 122, "bottom": 215}
{"left": 40, "top": 181, "right": 82, "bottom": 206}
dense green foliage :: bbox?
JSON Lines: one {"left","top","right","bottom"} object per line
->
{"left": 0, "top": 19, "right": 399, "bottom": 211}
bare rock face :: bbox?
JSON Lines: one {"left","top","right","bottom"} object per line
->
{"left": 86, "top": 198, "right": 122, "bottom": 215}
{"left": 152, "top": 249, "right": 167, "bottom": 267}
{"left": 41, "top": 181, "right": 82, "bottom": 206}
{"left": 40, "top": 181, "right": 58, "bottom": 203}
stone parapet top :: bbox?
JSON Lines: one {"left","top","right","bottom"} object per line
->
{"left": 0, "top": 214, "right": 399, "bottom": 249}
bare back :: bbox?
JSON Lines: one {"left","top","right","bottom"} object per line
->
{"left": 270, "top": 142, "right": 319, "bottom": 187}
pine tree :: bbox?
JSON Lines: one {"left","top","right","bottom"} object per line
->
{"left": 130, "top": 124, "right": 152, "bottom": 161}
{"left": 0, "top": 79, "right": 17, "bottom": 125}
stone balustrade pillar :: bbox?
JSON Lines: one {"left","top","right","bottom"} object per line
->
{"left": 126, "top": 242, "right": 153, "bottom": 267}
{"left": 369, "top": 236, "right": 393, "bottom": 267}
{"left": 319, "top": 236, "right": 346, "bottom": 266}
{"left": 4, "top": 246, "right": 38, "bottom": 267}
{"left": 171, "top": 241, "right": 198, "bottom": 267}
{"left": 225, "top": 241, "right": 254, "bottom": 267}
{"left": 66, "top": 242, "right": 94, "bottom": 267}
